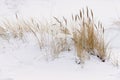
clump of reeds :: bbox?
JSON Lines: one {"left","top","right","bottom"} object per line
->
{"left": 71, "top": 7, "right": 108, "bottom": 63}
{"left": 0, "top": 8, "right": 109, "bottom": 64}
{"left": 72, "top": 28, "right": 89, "bottom": 64}
{"left": 24, "top": 18, "right": 51, "bottom": 49}
{"left": 50, "top": 16, "right": 71, "bottom": 58}
{"left": 1, "top": 15, "right": 25, "bottom": 39}
{"left": 53, "top": 7, "right": 108, "bottom": 64}
{"left": 1, "top": 14, "right": 49, "bottom": 49}
{"left": 94, "top": 22, "right": 106, "bottom": 62}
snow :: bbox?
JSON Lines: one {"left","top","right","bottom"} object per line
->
{"left": 0, "top": 0, "right": 120, "bottom": 80}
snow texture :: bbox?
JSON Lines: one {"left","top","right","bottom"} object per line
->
{"left": 0, "top": 0, "right": 120, "bottom": 80}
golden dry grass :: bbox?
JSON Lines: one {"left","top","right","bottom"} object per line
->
{"left": 51, "top": 16, "right": 71, "bottom": 58}
{"left": 45, "top": 7, "right": 108, "bottom": 63}
{"left": 61, "top": 7, "right": 108, "bottom": 63}
{"left": 0, "top": 7, "right": 109, "bottom": 64}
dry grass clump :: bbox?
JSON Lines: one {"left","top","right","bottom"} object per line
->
{"left": 0, "top": 8, "right": 109, "bottom": 64}
{"left": 22, "top": 18, "right": 50, "bottom": 49}
{"left": 94, "top": 22, "right": 107, "bottom": 62}
{"left": 71, "top": 7, "right": 108, "bottom": 63}
{"left": 72, "top": 28, "right": 89, "bottom": 64}
{"left": 1, "top": 14, "right": 50, "bottom": 49}
{"left": 50, "top": 36, "right": 68, "bottom": 58}
{"left": 23, "top": 18, "right": 44, "bottom": 48}
{"left": 49, "top": 17, "right": 71, "bottom": 58}
{"left": 1, "top": 16, "right": 26, "bottom": 39}
{"left": 53, "top": 7, "right": 109, "bottom": 64}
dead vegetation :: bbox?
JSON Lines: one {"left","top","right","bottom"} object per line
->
{"left": 71, "top": 8, "right": 108, "bottom": 63}
{"left": 0, "top": 7, "right": 109, "bottom": 64}
{"left": 53, "top": 7, "right": 109, "bottom": 63}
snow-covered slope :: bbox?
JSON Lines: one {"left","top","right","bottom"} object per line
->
{"left": 0, "top": 0, "right": 120, "bottom": 80}
{"left": 0, "top": 37, "right": 120, "bottom": 80}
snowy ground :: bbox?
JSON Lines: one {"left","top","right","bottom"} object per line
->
{"left": 0, "top": 37, "right": 120, "bottom": 80}
{"left": 0, "top": 0, "right": 120, "bottom": 80}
